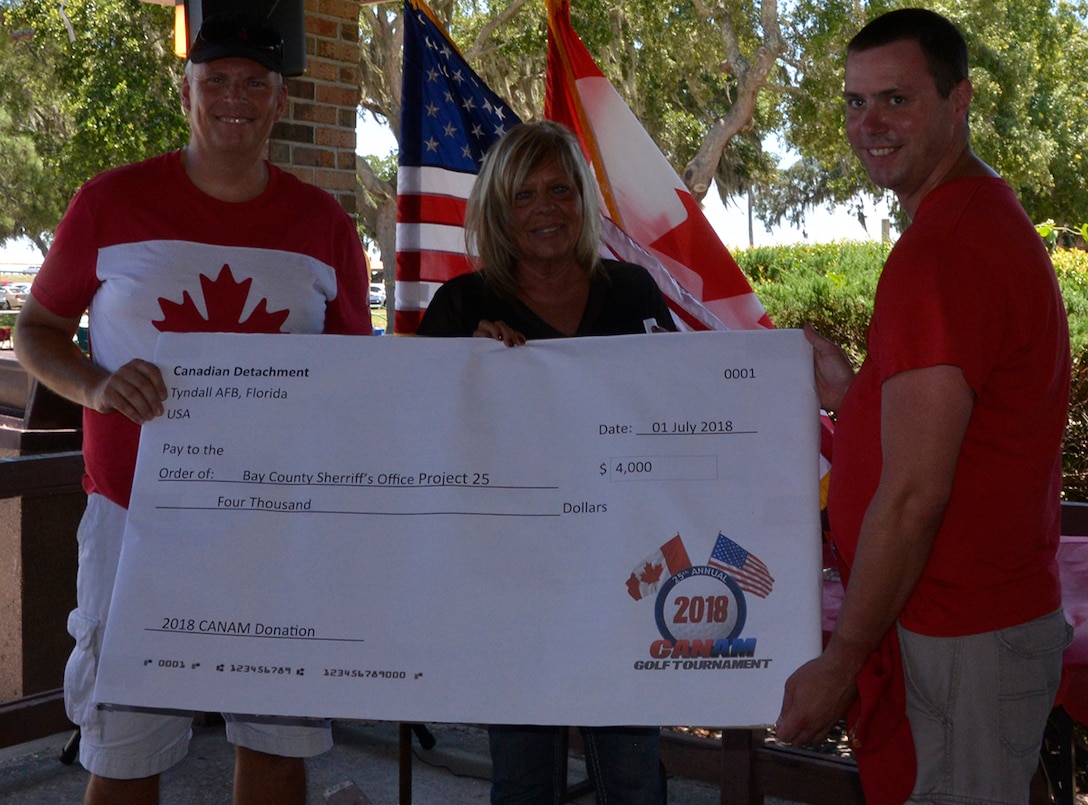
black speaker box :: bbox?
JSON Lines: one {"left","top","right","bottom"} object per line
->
{"left": 184, "top": 0, "right": 306, "bottom": 76}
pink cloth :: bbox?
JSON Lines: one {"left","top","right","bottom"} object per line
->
{"left": 1056, "top": 537, "right": 1088, "bottom": 724}
{"left": 824, "top": 535, "right": 1088, "bottom": 726}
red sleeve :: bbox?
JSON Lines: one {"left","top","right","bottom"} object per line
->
{"left": 30, "top": 187, "right": 104, "bottom": 319}
{"left": 323, "top": 209, "right": 373, "bottom": 336}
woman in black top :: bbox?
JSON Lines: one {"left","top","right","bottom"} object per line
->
{"left": 418, "top": 120, "right": 671, "bottom": 805}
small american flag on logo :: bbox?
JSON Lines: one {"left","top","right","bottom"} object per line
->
{"left": 708, "top": 533, "right": 774, "bottom": 598}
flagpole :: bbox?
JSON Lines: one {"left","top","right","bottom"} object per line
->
{"left": 545, "top": 0, "right": 624, "bottom": 226}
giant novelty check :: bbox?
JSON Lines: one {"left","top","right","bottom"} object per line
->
{"left": 95, "top": 329, "right": 822, "bottom": 726}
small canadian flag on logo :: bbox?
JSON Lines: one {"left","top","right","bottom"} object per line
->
{"left": 626, "top": 535, "right": 692, "bottom": 601}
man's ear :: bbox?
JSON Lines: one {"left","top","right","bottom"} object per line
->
{"left": 181, "top": 76, "right": 192, "bottom": 115}
{"left": 952, "top": 78, "right": 973, "bottom": 123}
{"left": 274, "top": 83, "right": 288, "bottom": 122}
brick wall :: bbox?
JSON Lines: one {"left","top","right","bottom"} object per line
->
{"left": 270, "top": 0, "right": 360, "bottom": 215}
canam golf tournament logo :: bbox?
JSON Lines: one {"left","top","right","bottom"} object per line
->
{"left": 626, "top": 533, "right": 775, "bottom": 671}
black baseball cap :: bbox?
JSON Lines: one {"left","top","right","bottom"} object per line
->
{"left": 189, "top": 12, "right": 285, "bottom": 74}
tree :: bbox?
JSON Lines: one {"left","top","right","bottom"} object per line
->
{"left": 2, "top": 0, "right": 1083, "bottom": 260}
{"left": 0, "top": 0, "right": 187, "bottom": 255}
{"left": 769, "top": 0, "right": 1088, "bottom": 230}
{"left": 980, "top": 0, "right": 1088, "bottom": 228}
{"left": 357, "top": 0, "right": 788, "bottom": 267}
{"left": 358, "top": 0, "right": 1088, "bottom": 270}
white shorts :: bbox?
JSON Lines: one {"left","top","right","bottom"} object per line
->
{"left": 66, "top": 494, "right": 332, "bottom": 779}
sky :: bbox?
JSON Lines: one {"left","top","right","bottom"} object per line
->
{"left": 700, "top": 187, "right": 892, "bottom": 251}
{"left": 356, "top": 112, "right": 896, "bottom": 249}
{"left": 0, "top": 238, "right": 41, "bottom": 272}
{"left": 0, "top": 114, "right": 895, "bottom": 270}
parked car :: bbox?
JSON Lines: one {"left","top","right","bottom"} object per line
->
{"left": 369, "top": 282, "right": 386, "bottom": 307}
{"left": 2, "top": 282, "right": 30, "bottom": 310}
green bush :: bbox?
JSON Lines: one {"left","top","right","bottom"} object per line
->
{"left": 736, "top": 242, "right": 888, "bottom": 367}
{"left": 1054, "top": 250, "right": 1088, "bottom": 499}
{"left": 735, "top": 242, "right": 1088, "bottom": 501}
{"left": 1055, "top": 250, "right": 1088, "bottom": 357}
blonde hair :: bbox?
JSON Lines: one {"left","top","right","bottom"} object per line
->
{"left": 465, "top": 121, "right": 602, "bottom": 299}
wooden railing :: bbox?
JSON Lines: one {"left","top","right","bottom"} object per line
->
{"left": 0, "top": 449, "right": 83, "bottom": 496}
{"left": 0, "top": 689, "right": 69, "bottom": 751}
{"left": 0, "top": 451, "right": 84, "bottom": 749}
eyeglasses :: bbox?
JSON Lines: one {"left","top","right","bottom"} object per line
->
{"left": 192, "top": 17, "right": 284, "bottom": 63}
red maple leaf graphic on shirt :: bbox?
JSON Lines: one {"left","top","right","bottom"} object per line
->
{"left": 153, "top": 264, "right": 289, "bottom": 333}
{"left": 638, "top": 561, "right": 664, "bottom": 586}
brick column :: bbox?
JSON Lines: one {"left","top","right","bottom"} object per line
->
{"left": 269, "top": 0, "right": 360, "bottom": 215}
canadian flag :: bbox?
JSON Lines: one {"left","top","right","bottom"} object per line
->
{"left": 545, "top": 0, "right": 770, "bottom": 332}
{"left": 626, "top": 535, "right": 693, "bottom": 602}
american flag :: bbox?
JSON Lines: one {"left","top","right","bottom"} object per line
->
{"left": 394, "top": 0, "right": 521, "bottom": 334}
{"left": 708, "top": 533, "right": 775, "bottom": 599}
